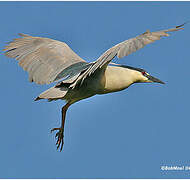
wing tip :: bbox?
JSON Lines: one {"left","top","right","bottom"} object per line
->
{"left": 18, "top": 33, "right": 31, "bottom": 37}
{"left": 176, "top": 21, "right": 189, "bottom": 28}
{"left": 34, "top": 96, "right": 41, "bottom": 101}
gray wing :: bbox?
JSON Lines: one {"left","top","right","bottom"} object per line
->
{"left": 3, "top": 33, "right": 87, "bottom": 84}
{"left": 71, "top": 24, "right": 184, "bottom": 88}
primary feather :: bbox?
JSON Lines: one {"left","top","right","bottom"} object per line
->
{"left": 3, "top": 33, "right": 86, "bottom": 84}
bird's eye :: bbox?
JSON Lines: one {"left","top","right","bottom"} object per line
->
{"left": 142, "top": 71, "right": 146, "bottom": 76}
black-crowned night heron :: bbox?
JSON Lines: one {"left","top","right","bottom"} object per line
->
{"left": 3, "top": 24, "right": 184, "bottom": 151}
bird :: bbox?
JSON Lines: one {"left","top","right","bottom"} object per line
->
{"left": 3, "top": 23, "right": 184, "bottom": 151}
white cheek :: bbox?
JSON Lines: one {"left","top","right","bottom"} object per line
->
{"left": 136, "top": 72, "right": 148, "bottom": 82}
{"left": 137, "top": 74, "right": 149, "bottom": 82}
{"left": 144, "top": 76, "right": 149, "bottom": 81}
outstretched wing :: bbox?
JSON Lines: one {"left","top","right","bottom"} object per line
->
{"left": 3, "top": 33, "right": 87, "bottom": 84}
{"left": 71, "top": 24, "right": 184, "bottom": 88}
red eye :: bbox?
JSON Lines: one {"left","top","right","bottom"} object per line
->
{"left": 142, "top": 71, "right": 146, "bottom": 75}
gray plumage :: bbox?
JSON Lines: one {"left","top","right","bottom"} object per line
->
{"left": 4, "top": 33, "right": 86, "bottom": 84}
{"left": 3, "top": 24, "right": 184, "bottom": 151}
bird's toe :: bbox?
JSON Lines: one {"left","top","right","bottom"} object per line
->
{"left": 51, "top": 127, "right": 64, "bottom": 152}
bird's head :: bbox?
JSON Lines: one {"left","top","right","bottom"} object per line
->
{"left": 134, "top": 68, "right": 165, "bottom": 84}
{"left": 120, "top": 65, "right": 165, "bottom": 84}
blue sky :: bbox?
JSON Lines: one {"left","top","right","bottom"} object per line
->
{"left": 0, "top": 1, "right": 190, "bottom": 178}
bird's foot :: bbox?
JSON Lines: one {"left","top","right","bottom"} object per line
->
{"left": 51, "top": 127, "right": 64, "bottom": 151}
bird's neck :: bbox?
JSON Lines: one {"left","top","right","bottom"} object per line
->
{"left": 99, "top": 66, "right": 140, "bottom": 94}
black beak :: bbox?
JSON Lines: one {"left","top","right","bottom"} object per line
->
{"left": 147, "top": 75, "right": 165, "bottom": 84}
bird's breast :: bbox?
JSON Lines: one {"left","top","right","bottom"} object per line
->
{"left": 64, "top": 68, "right": 106, "bottom": 103}
{"left": 65, "top": 66, "right": 137, "bottom": 103}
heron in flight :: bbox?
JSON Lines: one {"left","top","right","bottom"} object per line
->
{"left": 3, "top": 24, "right": 184, "bottom": 151}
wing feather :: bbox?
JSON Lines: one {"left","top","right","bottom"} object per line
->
{"left": 70, "top": 24, "right": 184, "bottom": 88}
{"left": 3, "top": 33, "right": 86, "bottom": 84}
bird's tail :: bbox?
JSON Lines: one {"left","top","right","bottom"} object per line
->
{"left": 34, "top": 86, "right": 68, "bottom": 101}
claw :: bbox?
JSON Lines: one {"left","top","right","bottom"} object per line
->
{"left": 51, "top": 128, "right": 60, "bottom": 133}
{"left": 55, "top": 132, "right": 59, "bottom": 138}
{"left": 57, "top": 140, "right": 61, "bottom": 150}
{"left": 56, "top": 140, "right": 58, "bottom": 146}
{"left": 60, "top": 139, "right": 64, "bottom": 151}
{"left": 51, "top": 127, "right": 64, "bottom": 152}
